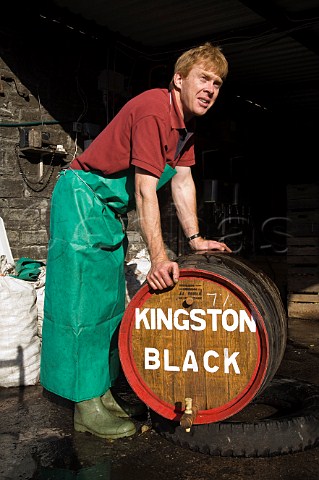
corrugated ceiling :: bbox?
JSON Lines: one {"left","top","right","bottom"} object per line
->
{"left": 54, "top": 0, "right": 263, "bottom": 47}
{"left": 49, "top": 0, "right": 319, "bottom": 114}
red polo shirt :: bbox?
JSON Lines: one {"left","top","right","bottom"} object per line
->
{"left": 70, "top": 88, "right": 195, "bottom": 178}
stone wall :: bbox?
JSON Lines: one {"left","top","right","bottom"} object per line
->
{"left": 0, "top": 89, "right": 73, "bottom": 260}
{"left": 0, "top": 9, "right": 144, "bottom": 262}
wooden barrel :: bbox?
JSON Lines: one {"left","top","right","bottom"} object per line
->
{"left": 119, "top": 252, "right": 287, "bottom": 424}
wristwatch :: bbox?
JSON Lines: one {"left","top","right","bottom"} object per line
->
{"left": 187, "top": 233, "right": 201, "bottom": 242}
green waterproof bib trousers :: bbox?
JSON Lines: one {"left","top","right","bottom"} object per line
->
{"left": 40, "top": 165, "right": 176, "bottom": 402}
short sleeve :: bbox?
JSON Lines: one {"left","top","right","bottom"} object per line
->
{"left": 131, "top": 116, "right": 167, "bottom": 178}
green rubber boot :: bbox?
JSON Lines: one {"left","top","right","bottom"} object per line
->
{"left": 74, "top": 396, "right": 136, "bottom": 439}
{"left": 101, "top": 389, "right": 147, "bottom": 418}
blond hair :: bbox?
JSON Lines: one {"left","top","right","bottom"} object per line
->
{"left": 172, "top": 42, "right": 228, "bottom": 82}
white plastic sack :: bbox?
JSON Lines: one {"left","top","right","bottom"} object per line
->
{"left": 0, "top": 254, "right": 16, "bottom": 275}
{"left": 0, "top": 275, "right": 40, "bottom": 387}
{"left": 30, "top": 266, "right": 46, "bottom": 339}
{"left": 35, "top": 285, "right": 45, "bottom": 338}
{"left": 125, "top": 248, "right": 151, "bottom": 305}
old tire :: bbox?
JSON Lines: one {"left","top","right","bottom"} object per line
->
{"left": 150, "top": 377, "right": 319, "bottom": 457}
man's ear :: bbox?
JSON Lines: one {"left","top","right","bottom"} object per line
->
{"left": 173, "top": 72, "right": 183, "bottom": 90}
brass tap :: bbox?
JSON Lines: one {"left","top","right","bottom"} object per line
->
{"left": 180, "top": 397, "right": 198, "bottom": 432}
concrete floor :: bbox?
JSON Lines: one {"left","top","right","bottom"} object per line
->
{"left": 1, "top": 317, "right": 319, "bottom": 480}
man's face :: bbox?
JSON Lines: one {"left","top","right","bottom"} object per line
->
{"left": 174, "top": 63, "right": 223, "bottom": 122}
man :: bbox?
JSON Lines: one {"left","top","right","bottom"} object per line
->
{"left": 40, "top": 42, "right": 231, "bottom": 440}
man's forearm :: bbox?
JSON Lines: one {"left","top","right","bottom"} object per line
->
{"left": 171, "top": 167, "right": 200, "bottom": 238}
{"left": 135, "top": 169, "right": 168, "bottom": 263}
{"left": 135, "top": 194, "right": 168, "bottom": 262}
{"left": 171, "top": 167, "right": 232, "bottom": 253}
